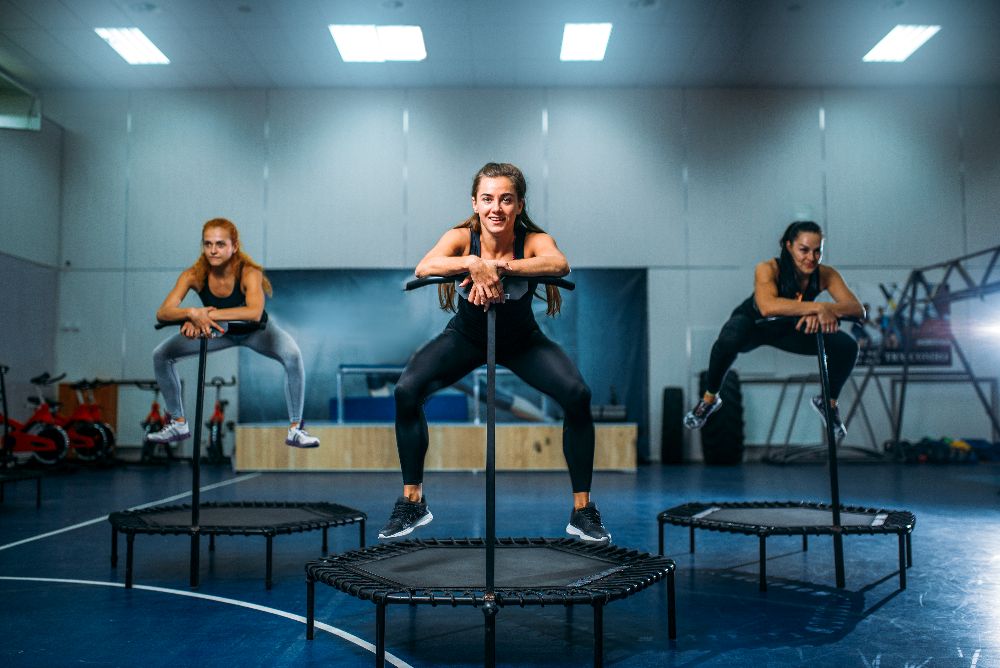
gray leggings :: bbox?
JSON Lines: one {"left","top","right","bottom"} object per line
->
{"left": 152, "top": 320, "right": 305, "bottom": 424}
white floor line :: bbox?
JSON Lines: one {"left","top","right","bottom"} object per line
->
{"left": 0, "top": 575, "right": 413, "bottom": 668}
{"left": 0, "top": 473, "right": 261, "bottom": 552}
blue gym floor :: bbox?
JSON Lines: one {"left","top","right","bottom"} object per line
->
{"left": 1, "top": 460, "right": 997, "bottom": 667}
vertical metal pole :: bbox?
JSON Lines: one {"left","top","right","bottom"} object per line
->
{"left": 592, "top": 603, "right": 604, "bottom": 668}
{"left": 376, "top": 601, "right": 386, "bottom": 668}
{"left": 484, "top": 307, "right": 497, "bottom": 668}
{"left": 306, "top": 577, "right": 315, "bottom": 640}
{"left": 336, "top": 370, "right": 344, "bottom": 425}
{"left": 815, "top": 331, "right": 846, "bottom": 589}
{"left": 758, "top": 536, "right": 767, "bottom": 592}
{"left": 190, "top": 335, "right": 208, "bottom": 588}
{"left": 0, "top": 365, "right": 10, "bottom": 462}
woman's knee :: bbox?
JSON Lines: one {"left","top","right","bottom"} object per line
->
{"left": 394, "top": 379, "right": 424, "bottom": 414}
{"left": 559, "top": 380, "right": 592, "bottom": 415}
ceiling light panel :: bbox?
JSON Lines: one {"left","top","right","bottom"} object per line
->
{"left": 328, "top": 25, "right": 426, "bottom": 62}
{"left": 560, "top": 23, "right": 613, "bottom": 61}
{"left": 94, "top": 27, "right": 170, "bottom": 64}
{"left": 863, "top": 25, "right": 941, "bottom": 62}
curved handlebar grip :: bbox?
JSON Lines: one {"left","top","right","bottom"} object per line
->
{"left": 155, "top": 319, "right": 266, "bottom": 334}
{"left": 404, "top": 274, "right": 576, "bottom": 291}
{"left": 755, "top": 315, "right": 863, "bottom": 326}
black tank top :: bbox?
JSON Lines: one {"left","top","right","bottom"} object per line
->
{"left": 735, "top": 258, "right": 822, "bottom": 318}
{"left": 197, "top": 273, "right": 269, "bottom": 322}
{"left": 451, "top": 225, "right": 539, "bottom": 343}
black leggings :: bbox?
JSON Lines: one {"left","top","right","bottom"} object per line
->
{"left": 394, "top": 325, "right": 594, "bottom": 492}
{"left": 706, "top": 313, "right": 859, "bottom": 399}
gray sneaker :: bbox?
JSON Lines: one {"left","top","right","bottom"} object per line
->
{"left": 286, "top": 426, "right": 320, "bottom": 448}
{"left": 683, "top": 397, "right": 723, "bottom": 430}
{"left": 378, "top": 496, "right": 433, "bottom": 539}
{"left": 811, "top": 395, "right": 847, "bottom": 441}
{"left": 147, "top": 419, "right": 190, "bottom": 443}
{"left": 566, "top": 502, "right": 611, "bottom": 542}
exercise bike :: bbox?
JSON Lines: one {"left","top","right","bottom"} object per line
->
{"left": 136, "top": 380, "right": 174, "bottom": 464}
{"left": 0, "top": 366, "right": 69, "bottom": 466}
{"left": 64, "top": 379, "right": 116, "bottom": 463}
{"left": 205, "top": 376, "right": 236, "bottom": 465}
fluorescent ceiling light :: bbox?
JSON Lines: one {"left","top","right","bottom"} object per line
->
{"left": 863, "top": 25, "right": 940, "bottom": 62}
{"left": 560, "top": 23, "right": 612, "bottom": 61}
{"left": 94, "top": 27, "right": 169, "bottom": 64}
{"left": 328, "top": 25, "right": 426, "bottom": 62}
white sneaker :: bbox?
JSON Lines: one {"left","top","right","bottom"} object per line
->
{"left": 147, "top": 419, "right": 191, "bottom": 443}
{"left": 286, "top": 426, "right": 320, "bottom": 448}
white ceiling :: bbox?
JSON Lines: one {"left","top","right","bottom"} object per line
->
{"left": 0, "top": 0, "right": 998, "bottom": 91}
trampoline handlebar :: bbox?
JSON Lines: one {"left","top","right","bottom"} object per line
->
{"left": 155, "top": 319, "right": 266, "bottom": 333}
{"left": 405, "top": 274, "right": 576, "bottom": 291}
{"left": 754, "top": 315, "right": 862, "bottom": 327}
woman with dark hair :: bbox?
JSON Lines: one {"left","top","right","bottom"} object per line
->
{"left": 148, "top": 218, "right": 319, "bottom": 449}
{"left": 685, "top": 221, "right": 864, "bottom": 440}
{"left": 378, "top": 162, "right": 609, "bottom": 543}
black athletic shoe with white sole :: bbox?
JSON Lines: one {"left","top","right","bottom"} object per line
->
{"left": 683, "top": 397, "right": 723, "bottom": 430}
{"left": 378, "top": 496, "right": 433, "bottom": 539}
{"left": 811, "top": 395, "right": 847, "bottom": 441}
{"left": 566, "top": 502, "right": 611, "bottom": 542}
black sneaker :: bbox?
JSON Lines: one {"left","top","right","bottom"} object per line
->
{"left": 566, "top": 502, "right": 611, "bottom": 542}
{"left": 810, "top": 395, "right": 847, "bottom": 441}
{"left": 378, "top": 496, "right": 433, "bottom": 539}
{"left": 683, "top": 397, "right": 723, "bottom": 430}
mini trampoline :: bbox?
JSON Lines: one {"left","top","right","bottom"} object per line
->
{"left": 662, "top": 316, "right": 917, "bottom": 591}
{"left": 306, "top": 275, "right": 677, "bottom": 668}
{"left": 108, "top": 320, "right": 366, "bottom": 589}
{"left": 658, "top": 501, "right": 915, "bottom": 591}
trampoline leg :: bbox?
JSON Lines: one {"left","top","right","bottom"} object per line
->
{"left": 898, "top": 534, "right": 907, "bottom": 590}
{"left": 658, "top": 520, "right": 664, "bottom": 556}
{"left": 209, "top": 534, "right": 215, "bottom": 552}
{"left": 306, "top": 577, "right": 315, "bottom": 640}
{"left": 322, "top": 526, "right": 328, "bottom": 554}
{"left": 376, "top": 601, "right": 386, "bottom": 668}
{"left": 190, "top": 532, "right": 200, "bottom": 588}
{"left": 111, "top": 527, "right": 118, "bottom": 568}
{"left": 360, "top": 518, "right": 366, "bottom": 549}
{"left": 667, "top": 568, "right": 677, "bottom": 641}
{"left": 802, "top": 535, "right": 808, "bottom": 552}
{"left": 266, "top": 536, "right": 274, "bottom": 590}
{"left": 906, "top": 532, "right": 913, "bottom": 567}
{"left": 125, "top": 533, "right": 135, "bottom": 589}
{"left": 833, "top": 532, "right": 845, "bottom": 589}
{"left": 484, "top": 597, "right": 498, "bottom": 668}
{"left": 689, "top": 526, "right": 695, "bottom": 553}
{"left": 35, "top": 476, "right": 41, "bottom": 508}
{"left": 759, "top": 536, "right": 767, "bottom": 592}
{"left": 593, "top": 603, "right": 604, "bottom": 668}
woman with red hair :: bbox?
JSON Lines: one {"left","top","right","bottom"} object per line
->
{"left": 149, "top": 218, "right": 319, "bottom": 448}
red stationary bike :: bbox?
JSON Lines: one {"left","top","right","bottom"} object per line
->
{"left": 0, "top": 366, "right": 69, "bottom": 466}
{"left": 137, "top": 380, "right": 175, "bottom": 464}
{"left": 28, "top": 373, "right": 101, "bottom": 462}
{"left": 205, "top": 376, "right": 236, "bottom": 464}
{"left": 66, "top": 379, "right": 117, "bottom": 462}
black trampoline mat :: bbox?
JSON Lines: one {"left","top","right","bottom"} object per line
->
{"left": 359, "top": 545, "right": 624, "bottom": 589}
{"left": 142, "top": 506, "right": 331, "bottom": 528}
{"left": 702, "top": 507, "right": 886, "bottom": 528}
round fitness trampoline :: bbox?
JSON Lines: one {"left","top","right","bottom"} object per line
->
{"left": 661, "top": 316, "right": 917, "bottom": 591}
{"left": 306, "top": 275, "right": 677, "bottom": 668}
{"left": 658, "top": 501, "right": 915, "bottom": 591}
{"left": 108, "top": 320, "right": 366, "bottom": 590}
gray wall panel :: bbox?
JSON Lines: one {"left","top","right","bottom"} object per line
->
{"left": 0, "top": 119, "right": 62, "bottom": 266}
{"left": 548, "top": 88, "right": 685, "bottom": 267}
{"left": 961, "top": 87, "right": 1000, "bottom": 254}
{"left": 825, "top": 89, "right": 964, "bottom": 266}
{"left": 405, "top": 89, "right": 546, "bottom": 265}
{"left": 126, "top": 90, "right": 267, "bottom": 270}
{"left": 43, "top": 91, "right": 128, "bottom": 270}
{"left": 267, "top": 89, "right": 406, "bottom": 268}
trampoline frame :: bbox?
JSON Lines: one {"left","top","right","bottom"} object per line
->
{"left": 658, "top": 500, "right": 915, "bottom": 591}
{"left": 306, "top": 537, "right": 675, "bottom": 667}
{"left": 110, "top": 500, "right": 365, "bottom": 589}
{"left": 108, "top": 320, "right": 366, "bottom": 589}
{"left": 307, "top": 275, "right": 677, "bottom": 667}
{"left": 665, "top": 317, "right": 917, "bottom": 591}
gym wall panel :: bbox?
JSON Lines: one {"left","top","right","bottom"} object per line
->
{"left": 125, "top": 90, "right": 267, "bottom": 270}
{"left": 960, "top": 87, "right": 1000, "bottom": 255}
{"left": 405, "top": 89, "right": 546, "bottom": 267}
{"left": 825, "top": 89, "right": 964, "bottom": 267}
{"left": 266, "top": 89, "right": 406, "bottom": 268}
{"left": 42, "top": 91, "right": 129, "bottom": 271}
{"left": 685, "top": 89, "right": 824, "bottom": 268}
{"left": 547, "top": 88, "right": 685, "bottom": 267}
{"left": 0, "top": 252, "right": 58, "bottom": 413}
{"left": 0, "top": 119, "right": 62, "bottom": 267}
{"left": 55, "top": 270, "right": 126, "bottom": 381}
{"left": 647, "top": 268, "right": 691, "bottom": 460}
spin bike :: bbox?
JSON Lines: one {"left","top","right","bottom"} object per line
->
{"left": 205, "top": 376, "right": 236, "bottom": 465}
{"left": 0, "top": 366, "right": 69, "bottom": 466}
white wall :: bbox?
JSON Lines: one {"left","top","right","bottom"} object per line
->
{"left": 35, "top": 86, "right": 1000, "bottom": 455}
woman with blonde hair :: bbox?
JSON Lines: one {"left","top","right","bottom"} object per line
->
{"left": 148, "top": 218, "right": 319, "bottom": 448}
